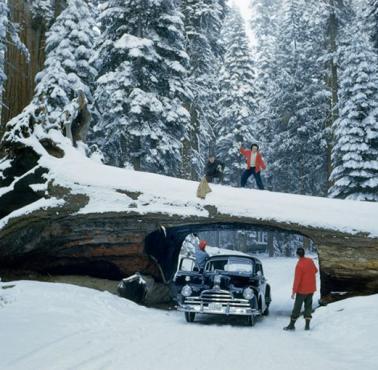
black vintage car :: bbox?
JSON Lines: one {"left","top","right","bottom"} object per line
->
{"left": 174, "top": 254, "right": 271, "bottom": 326}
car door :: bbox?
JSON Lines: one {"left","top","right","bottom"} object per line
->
{"left": 173, "top": 256, "right": 201, "bottom": 283}
{"left": 255, "top": 262, "right": 267, "bottom": 312}
{"left": 178, "top": 257, "right": 196, "bottom": 272}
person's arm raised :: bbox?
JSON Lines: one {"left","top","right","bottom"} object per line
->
{"left": 238, "top": 143, "right": 246, "bottom": 155}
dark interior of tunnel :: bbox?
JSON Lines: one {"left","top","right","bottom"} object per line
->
{"left": 0, "top": 254, "right": 124, "bottom": 281}
{"left": 320, "top": 270, "right": 378, "bottom": 301}
{"left": 43, "top": 259, "right": 124, "bottom": 280}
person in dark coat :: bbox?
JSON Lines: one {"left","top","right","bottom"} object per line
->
{"left": 284, "top": 247, "right": 318, "bottom": 331}
{"left": 205, "top": 155, "right": 224, "bottom": 184}
{"left": 239, "top": 143, "right": 266, "bottom": 189}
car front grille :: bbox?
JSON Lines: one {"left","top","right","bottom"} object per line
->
{"left": 184, "top": 289, "right": 250, "bottom": 308}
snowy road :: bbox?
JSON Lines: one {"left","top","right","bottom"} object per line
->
{"left": 1, "top": 257, "right": 377, "bottom": 370}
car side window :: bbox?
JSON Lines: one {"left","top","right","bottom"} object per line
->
{"left": 204, "top": 261, "right": 210, "bottom": 271}
{"left": 179, "top": 257, "right": 195, "bottom": 272}
{"left": 255, "top": 263, "right": 263, "bottom": 276}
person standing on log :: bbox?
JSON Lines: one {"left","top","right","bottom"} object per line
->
{"left": 205, "top": 154, "right": 224, "bottom": 184}
{"left": 284, "top": 247, "right": 318, "bottom": 331}
{"left": 238, "top": 143, "right": 266, "bottom": 189}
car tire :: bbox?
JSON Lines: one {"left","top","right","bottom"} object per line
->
{"left": 247, "top": 315, "right": 256, "bottom": 327}
{"left": 185, "top": 312, "right": 195, "bottom": 323}
{"left": 263, "top": 306, "right": 270, "bottom": 316}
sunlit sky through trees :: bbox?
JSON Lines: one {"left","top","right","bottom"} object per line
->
{"left": 230, "top": 0, "right": 255, "bottom": 45}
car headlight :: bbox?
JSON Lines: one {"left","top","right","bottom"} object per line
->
{"left": 181, "top": 285, "right": 192, "bottom": 297}
{"left": 243, "top": 287, "right": 254, "bottom": 300}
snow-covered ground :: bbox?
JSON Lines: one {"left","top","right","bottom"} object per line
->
{"left": 1, "top": 256, "right": 377, "bottom": 370}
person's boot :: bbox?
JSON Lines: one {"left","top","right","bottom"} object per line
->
{"left": 305, "top": 319, "right": 311, "bottom": 331}
{"left": 283, "top": 319, "right": 296, "bottom": 331}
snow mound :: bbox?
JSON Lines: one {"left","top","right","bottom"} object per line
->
{"left": 0, "top": 257, "right": 377, "bottom": 370}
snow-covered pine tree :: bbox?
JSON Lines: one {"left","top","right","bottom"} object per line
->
{"left": 203, "top": 0, "right": 227, "bottom": 58}
{"left": 180, "top": 0, "right": 227, "bottom": 179}
{"left": 265, "top": 0, "right": 304, "bottom": 193}
{"left": 249, "top": 0, "right": 279, "bottom": 106}
{"left": 295, "top": 0, "right": 330, "bottom": 196}
{"left": 249, "top": 0, "right": 280, "bottom": 189}
{"left": 34, "top": 0, "right": 96, "bottom": 134}
{"left": 216, "top": 7, "right": 257, "bottom": 186}
{"left": 3, "top": 0, "right": 97, "bottom": 146}
{"left": 262, "top": 0, "right": 329, "bottom": 195}
{"left": 322, "top": 0, "right": 354, "bottom": 189}
{"left": 43, "top": 0, "right": 96, "bottom": 91}
{"left": 329, "top": 11, "right": 378, "bottom": 201}
{"left": 30, "top": 0, "right": 55, "bottom": 25}
{"left": 250, "top": 0, "right": 279, "bottom": 40}
{"left": 92, "top": 0, "right": 190, "bottom": 176}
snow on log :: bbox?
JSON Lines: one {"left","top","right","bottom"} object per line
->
{"left": 0, "top": 131, "right": 377, "bottom": 301}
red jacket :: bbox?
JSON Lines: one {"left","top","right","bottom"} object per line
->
{"left": 240, "top": 148, "right": 266, "bottom": 173}
{"left": 292, "top": 257, "right": 318, "bottom": 295}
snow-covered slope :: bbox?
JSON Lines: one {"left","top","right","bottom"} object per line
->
{"left": 3, "top": 138, "right": 377, "bottom": 238}
{"left": 0, "top": 257, "right": 377, "bottom": 370}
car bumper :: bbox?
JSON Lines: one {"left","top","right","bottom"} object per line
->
{"left": 177, "top": 299, "right": 257, "bottom": 316}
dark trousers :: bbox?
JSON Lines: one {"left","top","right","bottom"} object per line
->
{"left": 291, "top": 293, "right": 313, "bottom": 320}
{"left": 206, "top": 172, "right": 223, "bottom": 184}
{"left": 240, "top": 167, "right": 264, "bottom": 189}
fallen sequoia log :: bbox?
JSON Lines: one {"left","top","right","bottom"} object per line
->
{"left": 0, "top": 167, "right": 377, "bottom": 305}
{"left": 0, "top": 111, "right": 378, "bottom": 304}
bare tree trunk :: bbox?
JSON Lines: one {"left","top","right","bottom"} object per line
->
{"left": 325, "top": 0, "right": 341, "bottom": 191}
{"left": 1, "top": 1, "right": 45, "bottom": 132}
{"left": 132, "top": 4, "right": 144, "bottom": 171}
{"left": 267, "top": 232, "right": 274, "bottom": 257}
{"left": 54, "top": 0, "right": 67, "bottom": 18}
{"left": 1, "top": 0, "right": 67, "bottom": 139}
{"left": 181, "top": 101, "right": 199, "bottom": 180}
{"left": 303, "top": 236, "right": 311, "bottom": 251}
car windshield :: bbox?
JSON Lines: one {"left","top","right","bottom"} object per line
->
{"left": 205, "top": 257, "right": 254, "bottom": 274}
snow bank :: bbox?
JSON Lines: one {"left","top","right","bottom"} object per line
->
{"left": 0, "top": 257, "right": 376, "bottom": 370}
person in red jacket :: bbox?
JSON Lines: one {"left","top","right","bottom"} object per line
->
{"left": 284, "top": 247, "right": 318, "bottom": 331}
{"left": 239, "top": 143, "right": 266, "bottom": 189}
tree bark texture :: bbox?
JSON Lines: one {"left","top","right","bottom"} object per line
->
{"left": 1, "top": 1, "right": 45, "bottom": 132}
{"left": 0, "top": 0, "right": 67, "bottom": 137}
{"left": 325, "top": 0, "right": 343, "bottom": 190}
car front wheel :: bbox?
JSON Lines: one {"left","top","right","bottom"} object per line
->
{"left": 247, "top": 314, "right": 256, "bottom": 327}
{"left": 185, "top": 312, "right": 195, "bottom": 323}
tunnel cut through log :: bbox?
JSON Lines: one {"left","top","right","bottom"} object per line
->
{"left": 0, "top": 211, "right": 377, "bottom": 303}
{"left": 144, "top": 222, "right": 304, "bottom": 282}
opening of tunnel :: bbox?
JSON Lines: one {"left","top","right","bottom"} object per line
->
{"left": 144, "top": 222, "right": 316, "bottom": 283}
